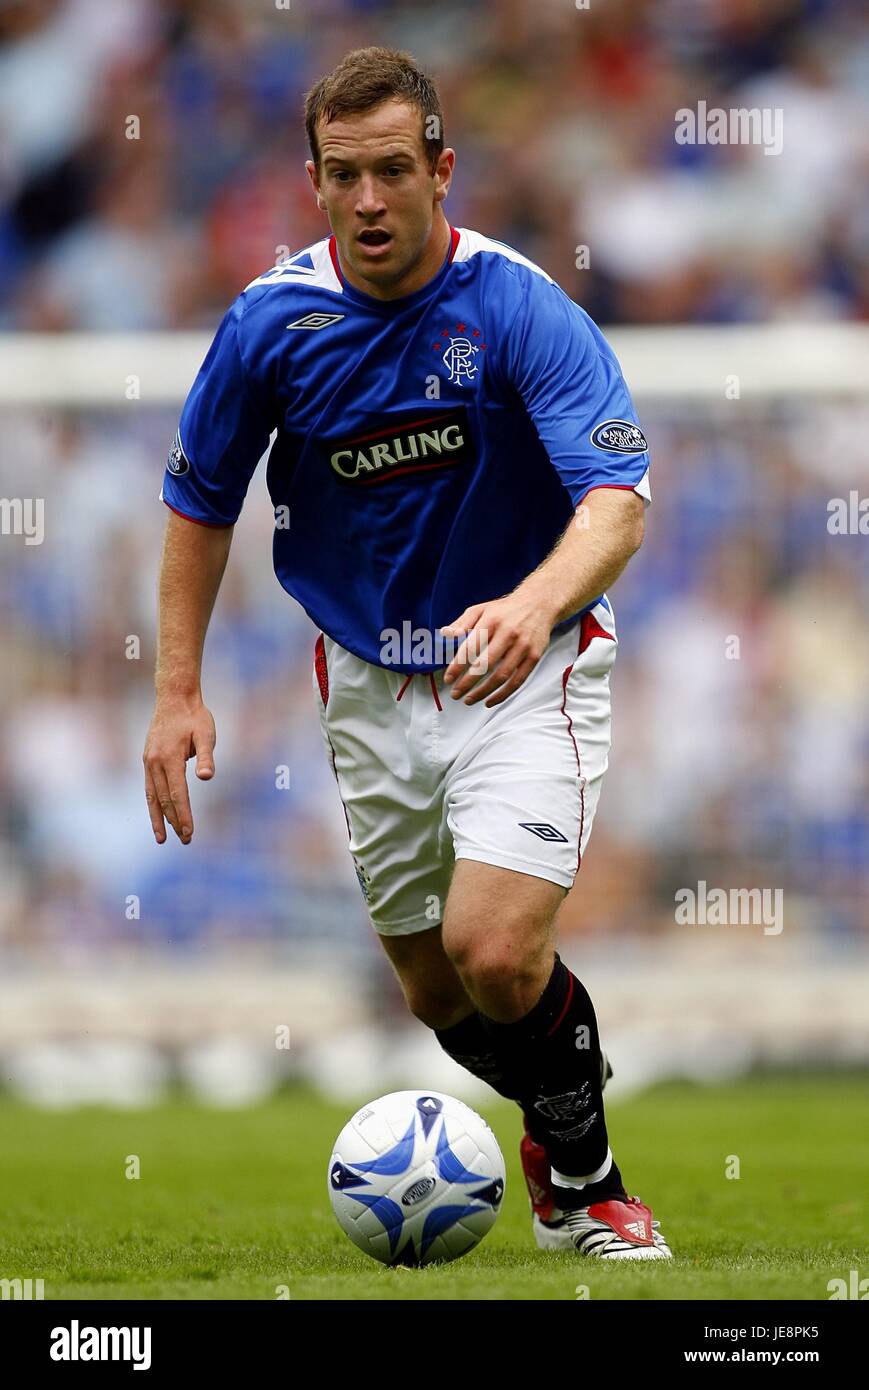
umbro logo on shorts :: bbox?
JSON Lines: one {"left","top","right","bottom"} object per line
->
{"left": 519, "top": 822, "right": 569, "bottom": 843}
{"left": 286, "top": 312, "right": 346, "bottom": 330}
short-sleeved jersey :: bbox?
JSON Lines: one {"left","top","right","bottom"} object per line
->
{"left": 161, "top": 226, "right": 650, "bottom": 672}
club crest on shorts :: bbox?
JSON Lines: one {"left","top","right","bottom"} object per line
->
{"left": 353, "top": 858, "right": 372, "bottom": 903}
{"left": 590, "top": 420, "right": 648, "bottom": 454}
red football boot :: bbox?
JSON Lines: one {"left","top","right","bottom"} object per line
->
{"left": 563, "top": 1195, "right": 673, "bottom": 1260}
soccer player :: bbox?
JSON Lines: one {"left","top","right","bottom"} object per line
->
{"left": 144, "top": 47, "right": 671, "bottom": 1260}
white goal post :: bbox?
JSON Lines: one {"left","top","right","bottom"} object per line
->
{"left": 0, "top": 325, "right": 867, "bottom": 406}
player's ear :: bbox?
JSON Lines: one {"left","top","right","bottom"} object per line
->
{"left": 305, "top": 158, "right": 325, "bottom": 209}
{"left": 433, "top": 148, "right": 455, "bottom": 205}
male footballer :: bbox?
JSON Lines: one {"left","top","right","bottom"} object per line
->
{"left": 144, "top": 47, "right": 671, "bottom": 1260}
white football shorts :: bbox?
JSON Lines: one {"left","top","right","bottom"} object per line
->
{"left": 312, "top": 598, "right": 618, "bottom": 936}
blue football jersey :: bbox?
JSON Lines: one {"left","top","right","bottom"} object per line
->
{"left": 161, "top": 226, "right": 651, "bottom": 672}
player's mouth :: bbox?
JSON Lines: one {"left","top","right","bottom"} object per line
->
{"left": 356, "top": 227, "right": 394, "bottom": 257}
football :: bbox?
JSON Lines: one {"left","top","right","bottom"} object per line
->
{"left": 327, "top": 1090, "right": 506, "bottom": 1265}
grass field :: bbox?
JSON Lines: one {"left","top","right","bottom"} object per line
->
{"left": 0, "top": 1076, "right": 865, "bottom": 1301}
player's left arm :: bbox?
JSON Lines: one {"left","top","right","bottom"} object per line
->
{"left": 442, "top": 487, "right": 643, "bottom": 706}
{"left": 443, "top": 269, "right": 650, "bottom": 706}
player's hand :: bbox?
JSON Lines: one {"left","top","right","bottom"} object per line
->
{"left": 143, "top": 697, "right": 216, "bottom": 844}
{"left": 440, "top": 592, "right": 553, "bottom": 707}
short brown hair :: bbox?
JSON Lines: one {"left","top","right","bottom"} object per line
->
{"left": 304, "top": 47, "right": 444, "bottom": 172}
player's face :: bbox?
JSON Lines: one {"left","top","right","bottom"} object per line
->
{"left": 307, "top": 100, "right": 454, "bottom": 300}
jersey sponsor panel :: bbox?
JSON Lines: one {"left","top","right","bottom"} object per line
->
{"left": 323, "top": 406, "right": 476, "bottom": 486}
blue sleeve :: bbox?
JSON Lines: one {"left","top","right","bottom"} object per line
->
{"left": 161, "top": 297, "right": 274, "bottom": 526}
{"left": 505, "top": 272, "right": 651, "bottom": 507}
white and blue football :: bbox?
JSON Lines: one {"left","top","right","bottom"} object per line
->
{"left": 327, "top": 1090, "right": 506, "bottom": 1265}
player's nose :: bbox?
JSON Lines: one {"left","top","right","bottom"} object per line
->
{"left": 355, "top": 174, "right": 386, "bottom": 217}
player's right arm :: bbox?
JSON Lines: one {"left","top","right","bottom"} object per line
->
{"left": 144, "top": 291, "right": 275, "bottom": 843}
{"left": 143, "top": 511, "right": 233, "bottom": 844}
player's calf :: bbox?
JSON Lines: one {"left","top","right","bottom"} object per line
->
{"left": 380, "top": 921, "right": 474, "bottom": 1031}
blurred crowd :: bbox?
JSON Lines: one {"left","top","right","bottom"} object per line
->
{"left": 0, "top": 398, "right": 866, "bottom": 958}
{"left": 0, "top": 0, "right": 866, "bottom": 963}
{"left": 0, "top": 0, "right": 868, "bottom": 328}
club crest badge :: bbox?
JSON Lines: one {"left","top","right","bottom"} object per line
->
{"left": 432, "top": 321, "right": 487, "bottom": 386}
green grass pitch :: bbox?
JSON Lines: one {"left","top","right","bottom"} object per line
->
{"left": 0, "top": 1076, "right": 865, "bottom": 1300}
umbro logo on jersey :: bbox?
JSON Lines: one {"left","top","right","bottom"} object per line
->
{"left": 323, "top": 406, "right": 476, "bottom": 487}
{"left": 519, "top": 822, "right": 569, "bottom": 843}
{"left": 286, "top": 312, "right": 346, "bottom": 330}
{"left": 590, "top": 419, "right": 648, "bottom": 454}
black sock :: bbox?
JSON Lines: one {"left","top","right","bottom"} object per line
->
{"left": 434, "top": 1011, "right": 526, "bottom": 1103}
{"left": 434, "top": 969, "right": 627, "bottom": 1206}
{"left": 559, "top": 1160, "right": 627, "bottom": 1211}
{"left": 476, "top": 953, "right": 621, "bottom": 1188}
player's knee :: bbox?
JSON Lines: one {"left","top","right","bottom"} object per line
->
{"left": 443, "top": 935, "right": 544, "bottom": 1015}
{"left": 402, "top": 983, "right": 473, "bottom": 1031}
{"left": 381, "top": 927, "right": 471, "bottom": 1028}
